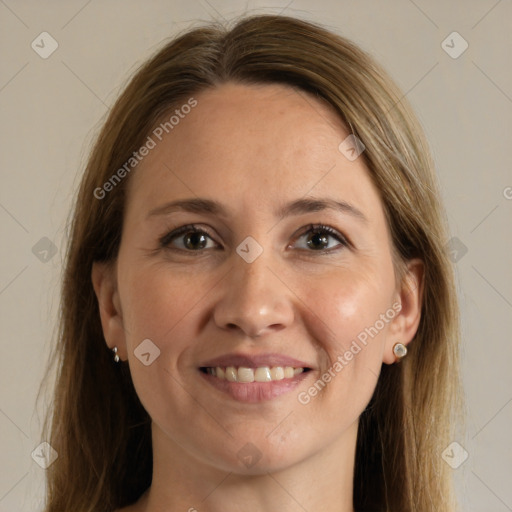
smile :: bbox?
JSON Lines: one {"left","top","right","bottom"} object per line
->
{"left": 200, "top": 365, "right": 309, "bottom": 382}
{"left": 199, "top": 366, "right": 312, "bottom": 403}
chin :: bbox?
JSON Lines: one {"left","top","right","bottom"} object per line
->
{"left": 203, "top": 438, "right": 309, "bottom": 476}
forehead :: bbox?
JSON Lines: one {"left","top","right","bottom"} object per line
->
{"left": 126, "top": 82, "right": 383, "bottom": 222}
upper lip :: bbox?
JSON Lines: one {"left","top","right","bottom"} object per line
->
{"left": 200, "top": 352, "right": 313, "bottom": 369}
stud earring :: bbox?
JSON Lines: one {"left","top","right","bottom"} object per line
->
{"left": 393, "top": 343, "right": 407, "bottom": 360}
{"left": 112, "top": 346, "right": 120, "bottom": 363}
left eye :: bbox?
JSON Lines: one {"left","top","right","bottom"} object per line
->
{"left": 292, "top": 225, "right": 348, "bottom": 251}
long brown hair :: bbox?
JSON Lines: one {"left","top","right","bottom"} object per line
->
{"left": 40, "top": 14, "right": 463, "bottom": 512}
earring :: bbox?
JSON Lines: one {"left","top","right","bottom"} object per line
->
{"left": 393, "top": 343, "right": 407, "bottom": 360}
{"left": 112, "top": 346, "right": 120, "bottom": 363}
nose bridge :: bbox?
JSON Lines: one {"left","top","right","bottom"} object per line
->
{"left": 213, "top": 246, "right": 294, "bottom": 337}
{"left": 234, "top": 251, "right": 274, "bottom": 301}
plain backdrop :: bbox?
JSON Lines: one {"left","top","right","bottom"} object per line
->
{"left": 0, "top": 1, "right": 511, "bottom": 511}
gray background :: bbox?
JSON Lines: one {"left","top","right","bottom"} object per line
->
{"left": 0, "top": 1, "right": 511, "bottom": 510}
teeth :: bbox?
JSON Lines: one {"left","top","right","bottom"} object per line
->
{"left": 225, "top": 366, "right": 237, "bottom": 382}
{"left": 284, "top": 366, "right": 294, "bottom": 378}
{"left": 238, "top": 367, "right": 255, "bottom": 383}
{"left": 270, "top": 367, "right": 285, "bottom": 380}
{"left": 254, "top": 367, "right": 271, "bottom": 382}
{"left": 207, "top": 366, "right": 306, "bottom": 382}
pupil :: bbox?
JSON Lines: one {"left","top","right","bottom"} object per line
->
{"left": 185, "top": 232, "right": 207, "bottom": 250}
{"left": 308, "top": 231, "right": 328, "bottom": 250}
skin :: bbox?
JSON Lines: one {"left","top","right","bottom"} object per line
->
{"left": 92, "top": 82, "right": 423, "bottom": 512}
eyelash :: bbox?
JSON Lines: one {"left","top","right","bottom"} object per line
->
{"left": 158, "top": 223, "right": 350, "bottom": 255}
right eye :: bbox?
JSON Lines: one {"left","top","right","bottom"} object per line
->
{"left": 159, "top": 224, "right": 219, "bottom": 252}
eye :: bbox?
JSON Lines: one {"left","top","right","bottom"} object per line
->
{"left": 159, "top": 224, "right": 219, "bottom": 251}
{"left": 291, "top": 224, "right": 349, "bottom": 252}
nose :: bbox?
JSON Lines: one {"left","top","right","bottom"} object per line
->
{"left": 213, "top": 251, "right": 295, "bottom": 338}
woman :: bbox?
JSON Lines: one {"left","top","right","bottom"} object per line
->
{"left": 40, "top": 14, "right": 463, "bottom": 512}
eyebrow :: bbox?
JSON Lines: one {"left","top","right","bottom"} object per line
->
{"left": 147, "top": 197, "right": 367, "bottom": 222}
{"left": 277, "top": 197, "right": 367, "bottom": 222}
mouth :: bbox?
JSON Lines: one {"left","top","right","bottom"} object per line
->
{"left": 198, "top": 352, "right": 315, "bottom": 403}
{"left": 198, "top": 364, "right": 313, "bottom": 403}
{"left": 199, "top": 365, "right": 311, "bottom": 382}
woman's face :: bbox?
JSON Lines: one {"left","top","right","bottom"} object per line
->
{"left": 94, "top": 82, "right": 421, "bottom": 474}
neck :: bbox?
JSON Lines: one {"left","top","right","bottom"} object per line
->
{"left": 138, "top": 421, "right": 357, "bottom": 512}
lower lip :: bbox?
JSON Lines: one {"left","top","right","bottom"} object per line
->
{"left": 199, "top": 370, "right": 311, "bottom": 403}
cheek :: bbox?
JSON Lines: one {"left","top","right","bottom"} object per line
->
{"left": 302, "top": 265, "right": 394, "bottom": 349}
{"left": 293, "top": 265, "right": 395, "bottom": 413}
{"left": 119, "top": 262, "right": 209, "bottom": 346}
{"left": 117, "top": 264, "right": 211, "bottom": 422}
{"left": 116, "top": 262, "right": 213, "bottom": 417}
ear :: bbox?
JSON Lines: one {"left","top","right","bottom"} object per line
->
{"left": 382, "top": 258, "right": 424, "bottom": 365}
{"left": 91, "top": 261, "right": 127, "bottom": 361}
